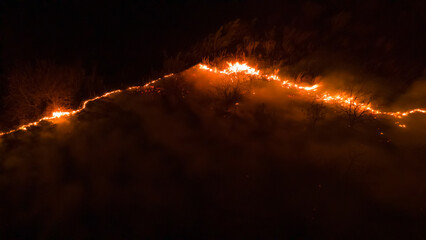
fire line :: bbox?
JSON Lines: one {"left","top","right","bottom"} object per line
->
{"left": 0, "top": 74, "right": 174, "bottom": 137}
{"left": 198, "top": 62, "right": 426, "bottom": 126}
{"left": 1, "top": 61, "right": 425, "bottom": 137}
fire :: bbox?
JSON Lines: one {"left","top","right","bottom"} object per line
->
{"left": 0, "top": 73, "right": 174, "bottom": 137}
{"left": 52, "top": 110, "right": 72, "bottom": 118}
{"left": 224, "top": 62, "right": 260, "bottom": 75}
{"left": 198, "top": 62, "right": 259, "bottom": 76}
{"left": 1, "top": 61, "right": 424, "bottom": 137}
{"left": 198, "top": 62, "right": 426, "bottom": 126}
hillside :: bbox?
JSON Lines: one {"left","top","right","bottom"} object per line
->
{"left": 1, "top": 63, "right": 425, "bottom": 239}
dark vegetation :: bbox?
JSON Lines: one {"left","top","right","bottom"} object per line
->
{"left": 0, "top": 0, "right": 426, "bottom": 239}
{"left": 1, "top": 69, "right": 425, "bottom": 239}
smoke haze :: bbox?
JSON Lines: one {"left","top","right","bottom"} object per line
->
{"left": 1, "top": 67, "right": 425, "bottom": 239}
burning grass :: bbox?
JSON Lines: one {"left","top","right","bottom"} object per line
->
{"left": 1, "top": 61, "right": 425, "bottom": 137}
{"left": 1, "top": 63, "right": 425, "bottom": 238}
{"left": 1, "top": 61, "right": 426, "bottom": 238}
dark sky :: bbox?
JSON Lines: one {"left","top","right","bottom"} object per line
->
{"left": 1, "top": 0, "right": 241, "bottom": 80}
{"left": 1, "top": 0, "right": 425, "bottom": 80}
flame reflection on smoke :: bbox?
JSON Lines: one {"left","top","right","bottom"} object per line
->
{"left": 0, "top": 74, "right": 174, "bottom": 137}
{"left": 198, "top": 62, "right": 426, "bottom": 126}
{"left": 1, "top": 61, "right": 425, "bottom": 137}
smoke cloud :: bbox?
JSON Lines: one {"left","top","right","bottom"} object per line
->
{"left": 0, "top": 67, "right": 425, "bottom": 239}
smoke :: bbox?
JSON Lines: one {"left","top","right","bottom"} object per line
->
{"left": 0, "top": 67, "right": 425, "bottom": 238}
{"left": 393, "top": 74, "right": 426, "bottom": 110}
{"left": 0, "top": 1, "right": 424, "bottom": 238}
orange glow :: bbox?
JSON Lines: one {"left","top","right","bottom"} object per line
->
{"left": 1, "top": 61, "right": 424, "bottom": 137}
{"left": 0, "top": 73, "right": 174, "bottom": 137}
{"left": 198, "top": 62, "right": 259, "bottom": 76}
{"left": 52, "top": 110, "right": 72, "bottom": 118}
{"left": 198, "top": 62, "right": 426, "bottom": 126}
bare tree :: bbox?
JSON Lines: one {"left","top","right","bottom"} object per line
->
{"left": 339, "top": 86, "right": 373, "bottom": 128}
{"left": 5, "top": 61, "right": 84, "bottom": 125}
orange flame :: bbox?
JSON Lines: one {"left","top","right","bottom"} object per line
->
{"left": 198, "top": 62, "right": 426, "bottom": 127}
{"left": 0, "top": 74, "right": 174, "bottom": 137}
{"left": 1, "top": 61, "right": 423, "bottom": 137}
